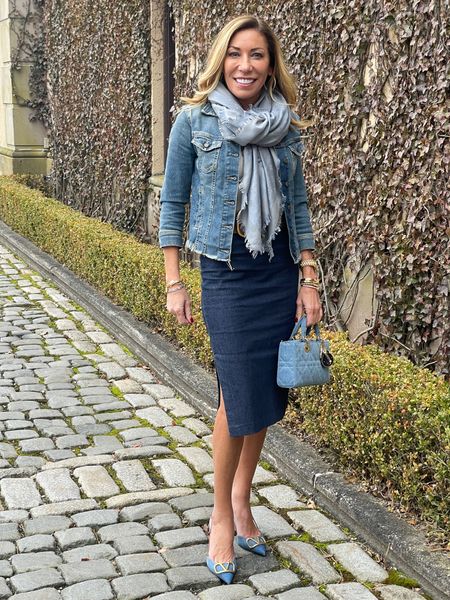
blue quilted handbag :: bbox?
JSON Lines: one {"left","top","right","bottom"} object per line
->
{"left": 277, "top": 316, "right": 333, "bottom": 388}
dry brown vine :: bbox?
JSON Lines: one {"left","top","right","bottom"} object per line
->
{"left": 43, "top": 0, "right": 152, "bottom": 232}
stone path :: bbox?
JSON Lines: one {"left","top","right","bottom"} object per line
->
{"left": 0, "top": 243, "right": 428, "bottom": 600}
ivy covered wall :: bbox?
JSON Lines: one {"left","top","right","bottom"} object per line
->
{"left": 168, "top": 0, "right": 448, "bottom": 375}
{"left": 43, "top": 0, "right": 151, "bottom": 231}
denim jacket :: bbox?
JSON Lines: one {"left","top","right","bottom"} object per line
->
{"left": 159, "top": 102, "right": 315, "bottom": 267}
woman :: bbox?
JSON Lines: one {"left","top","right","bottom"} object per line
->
{"left": 159, "top": 15, "right": 322, "bottom": 584}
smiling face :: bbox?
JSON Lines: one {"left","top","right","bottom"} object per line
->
{"left": 223, "top": 28, "right": 273, "bottom": 109}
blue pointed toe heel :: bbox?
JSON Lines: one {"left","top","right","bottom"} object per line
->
{"left": 206, "top": 518, "right": 236, "bottom": 584}
{"left": 236, "top": 533, "right": 267, "bottom": 556}
{"left": 206, "top": 557, "right": 236, "bottom": 584}
{"left": 235, "top": 516, "right": 267, "bottom": 556}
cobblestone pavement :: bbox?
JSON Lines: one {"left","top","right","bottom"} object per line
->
{"left": 0, "top": 243, "right": 429, "bottom": 600}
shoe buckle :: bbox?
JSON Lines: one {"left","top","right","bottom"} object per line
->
{"left": 246, "top": 535, "right": 265, "bottom": 549}
{"left": 214, "top": 561, "right": 236, "bottom": 574}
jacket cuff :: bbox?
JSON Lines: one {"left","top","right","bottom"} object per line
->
{"left": 159, "top": 231, "right": 183, "bottom": 248}
{"left": 298, "top": 236, "right": 316, "bottom": 252}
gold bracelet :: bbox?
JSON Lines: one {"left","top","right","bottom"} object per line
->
{"left": 301, "top": 283, "right": 320, "bottom": 289}
{"left": 300, "top": 277, "right": 320, "bottom": 290}
{"left": 167, "top": 283, "right": 186, "bottom": 294}
{"left": 300, "top": 259, "right": 318, "bottom": 269}
{"left": 166, "top": 279, "right": 182, "bottom": 292}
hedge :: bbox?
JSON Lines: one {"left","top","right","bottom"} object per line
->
{"left": 0, "top": 176, "right": 448, "bottom": 536}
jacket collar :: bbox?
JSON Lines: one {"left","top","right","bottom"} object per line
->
{"left": 201, "top": 101, "right": 216, "bottom": 116}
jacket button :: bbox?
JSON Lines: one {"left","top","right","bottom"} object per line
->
{"left": 203, "top": 141, "right": 210, "bottom": 148}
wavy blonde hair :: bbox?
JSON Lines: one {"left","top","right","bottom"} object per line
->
{"left": 182, "top": 15, "right": 310, "bottom": 129}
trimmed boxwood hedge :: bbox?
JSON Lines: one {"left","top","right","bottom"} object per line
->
{"left": 0, "top": 176, "right": 448, "bottom": 536}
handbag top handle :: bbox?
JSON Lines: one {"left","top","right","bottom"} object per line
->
{"left": 289, "top": 315, "right": 321, "bottom": 340}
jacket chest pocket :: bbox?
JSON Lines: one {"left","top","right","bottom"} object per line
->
{"left": 192, "top": 133, "right": 223, "bottom": 174}
{"left": 276, "top": 140, "right": 303, "bottom": 183}
{"left": 287, "top": 141, "right": 304, "bottom": 177}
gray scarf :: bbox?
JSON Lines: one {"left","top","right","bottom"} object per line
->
{"left": 209, "top": 82, "right": 291, "bottom": 259}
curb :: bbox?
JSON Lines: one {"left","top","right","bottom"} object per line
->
{"left": 0, "top": 220, "right": 448, "bottom": 600}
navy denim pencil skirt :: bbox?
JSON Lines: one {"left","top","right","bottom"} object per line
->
{"left": 200, "top": 219, "right": 299, "bottom": 437}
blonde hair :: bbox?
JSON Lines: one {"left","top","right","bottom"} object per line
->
{"left": 182, "top": 15, "right": 310, "bottom": 129}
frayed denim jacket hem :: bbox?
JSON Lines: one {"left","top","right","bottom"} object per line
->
{"left": 159, "top": 102, "right": 315, "bottom": 266}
